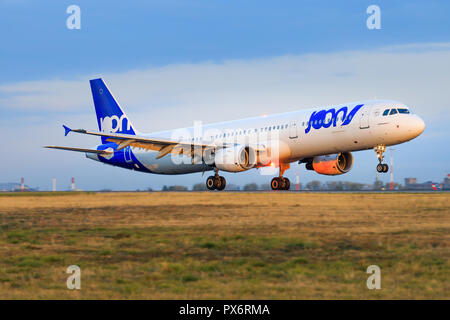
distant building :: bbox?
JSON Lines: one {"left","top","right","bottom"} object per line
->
{"left": 404, "top": 178, "right": 439, "bottom": 190}
{"left": 443, "top": 174, "right": 450, "bottom": 190}
{"left": 404, "top": 178, "right": 417, "bottom": 186}
{"left": 0, "top": 182, "right": 37, "bottom": 192}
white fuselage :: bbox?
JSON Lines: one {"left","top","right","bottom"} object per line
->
{"left": 88, "top": 100, "right": 425, "bottom": 175}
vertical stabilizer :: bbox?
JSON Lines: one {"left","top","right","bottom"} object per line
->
{"left": 89, "top": 78, "right": 137, "bottom": 143}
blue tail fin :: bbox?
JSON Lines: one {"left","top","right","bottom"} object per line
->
{"left": 90, "top": 78, "right": 137, "bottom": 143}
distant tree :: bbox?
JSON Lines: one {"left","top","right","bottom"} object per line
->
{"left": 162, "top": 185, "right": 169, "bottom": 191}
{"left": 383, "top": 182, "right": 402, "bottom": 190}
{"left": 260, "top": 183, "right": 272, "bottom": 191}
{"left": 373, "top": 180, "right": 384, "bottom": 190}
{"left": 243, "top": 183, "right": 258, "bottom": 191}
{"left": 326, "top": 181, "right": 339, "bottom": 191}
{"left": 344, "top": 182, "right": 364, "bottom": 191}
{"left": 168, "top": 185, "right": 188, "bottom": 191}
{"left": 306, "top": 180, "right": 321, "bottom": 191}
{"left": 192, "top": 183, "right": 207, "bottom": 191}
{"left": 226, "top": 184, "right": 240, "bottom": 191}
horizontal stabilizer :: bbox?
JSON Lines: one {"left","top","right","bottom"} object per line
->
{"left": 44, "top": 146, "right": 113, "bottom": 154}
{"left": 63, "top": 125, "right": 72, "bottom": 136}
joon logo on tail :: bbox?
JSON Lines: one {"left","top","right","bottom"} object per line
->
{"left": 100, "top": 114, "right": 132, "bottom": 133}
{"left": 305, "top": 104, "right": 364, "bottom": 134}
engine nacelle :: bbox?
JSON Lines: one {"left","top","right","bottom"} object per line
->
{"left": 214, "top": 145, "right": 256, "bottom": 172}
{"left": 307, "top": 152, "right": 353, "bottom": 175}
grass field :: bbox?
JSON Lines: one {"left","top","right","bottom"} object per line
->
{"left": 0, "top": 192, "right": 448, "bottom": 299}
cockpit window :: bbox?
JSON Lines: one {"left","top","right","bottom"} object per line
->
{"left": 397, "top": 108, "right": 410, "bottom": 114}
{"left": 382, "top": 109, "right": 390, "bottom": 116}
{"left": 389, "top": 109, "right": 398, "bottom": 115}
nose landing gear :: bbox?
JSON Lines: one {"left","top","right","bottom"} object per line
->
{"left": 206, "top": 170, "right": 226, "bottom": 191}
{"left": 374, "top": 145, "right": 389, "bottom": 173}
{"left": 376, "top": 163, "right": 389, "bottom": 173}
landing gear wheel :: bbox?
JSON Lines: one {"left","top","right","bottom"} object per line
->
{"left": 206, "top": 176, "right": 216, "bottom": 190}
{"left": 280, "top": 178, "right": 287, "bottom": 190}
{"left": 213, "top": 176, "right": 222, "bottom": 190}
{"left": 271, "top": 177, "right": 291, "bottom": 190}
{"left": 271, "top": 177, "right": 280, "bottom": 190}
{"left": 374, "top": 145, "right": 388, "bottom": 174}
{"left": 217, "top": 176, "right": 226, "bottom": 191}
{"left": 283, "top": 178, "right": 290, "bottom": 190}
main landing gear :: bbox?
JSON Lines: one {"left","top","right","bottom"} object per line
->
{"left": 271, "top": 163, "right": 291, "bottom": 190}
{"left": 271, "top": 176, "right": 290, "bottom": 190}
{"left": 206, "top": 170, "right": 226, "bottom": 191}
{"left": 374, "top": 145, "right": 389, "bottom": 173}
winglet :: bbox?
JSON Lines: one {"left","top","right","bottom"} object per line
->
{"left": 63, "top": 125, "right": 72, "bottom": 136}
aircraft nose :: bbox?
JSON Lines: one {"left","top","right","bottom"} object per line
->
{"left": 409, "top": 115, "right": 425, "bottom": 137}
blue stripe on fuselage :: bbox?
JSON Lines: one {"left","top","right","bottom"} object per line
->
{"left": 96, "top": 143, "right": 152, "bottom": 173}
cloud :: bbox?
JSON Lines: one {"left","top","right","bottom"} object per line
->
{"left": 1, "top": 42, "right": 449, "bottom": 132}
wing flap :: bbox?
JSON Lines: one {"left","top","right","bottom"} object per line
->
{"left": 62, "top": 125, "right": 230, "bottom": 159}
{"left": 66, "top": 126, "right": 215, "bottom": 148}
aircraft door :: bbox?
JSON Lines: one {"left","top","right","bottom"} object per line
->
{"left": 359, "top": 106, "right": 371, "bottom": 129}
{"left": 124, "top": 146, "right": 133, "bottom": 163}
{"left": 289, "top": 121, "right": 298, "bottom": 139}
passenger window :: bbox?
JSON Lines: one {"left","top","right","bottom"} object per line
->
{"left": 277, "top": 125, "right": 280, "bottom": 129}
{"left": 382, "top": 109, "right": 390, "bottom": 116}
{"left": 389, "top": 109, "right": 398, "bottom": 115}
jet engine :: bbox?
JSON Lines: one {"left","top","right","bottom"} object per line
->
{"left": 214, "top": 145, "right": 257, "bottom": 172}
{"left": 306, "top": 152, "right": 353, "bottom": 175}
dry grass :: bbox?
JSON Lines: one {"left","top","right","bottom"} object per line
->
{"left": 0, "top": 192, "right": 448, "bottom": 299}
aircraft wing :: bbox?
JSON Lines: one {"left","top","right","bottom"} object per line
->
{"left": 61, "top": 125, "right": 220, "bottom": 159}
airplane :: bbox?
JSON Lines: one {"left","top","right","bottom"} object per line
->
{"left": 45, "top": 78, "right": 425, "bottom": 191}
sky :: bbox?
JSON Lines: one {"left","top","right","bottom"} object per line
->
{"left": 0, "top": 0, "right": 449, "bottom": 191}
